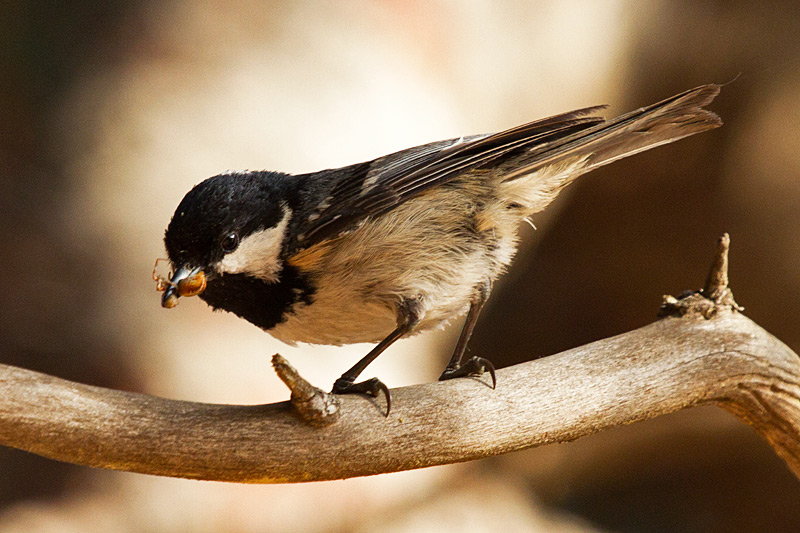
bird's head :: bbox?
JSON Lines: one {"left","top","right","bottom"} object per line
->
{"left": 159, "top": 171, "right": 294, "bottom": 309}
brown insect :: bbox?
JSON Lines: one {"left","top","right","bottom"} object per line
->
{"left": 153, "top": 257, "right": 207, "bottom": 308}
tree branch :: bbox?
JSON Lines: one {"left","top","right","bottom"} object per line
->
{"left": 1, "top": 235, "right": 799, "bottom": 482}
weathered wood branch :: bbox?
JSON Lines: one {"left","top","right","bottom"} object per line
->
{"left": 1, "top": 235, "right": 799, "bottom": 482}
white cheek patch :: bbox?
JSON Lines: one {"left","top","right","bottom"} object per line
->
{"left": 216, "top": 207, "right": 291, "bottom": 282}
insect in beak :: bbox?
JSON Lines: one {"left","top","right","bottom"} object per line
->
{"left": 153, "top": 258, "right": 207, "bottom": 308}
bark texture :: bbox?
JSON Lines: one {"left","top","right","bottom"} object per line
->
{"left": 1, "top": 236, "right": 798, "bottom": 482}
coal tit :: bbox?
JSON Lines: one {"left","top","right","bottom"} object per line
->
{"left": 158, "top": 85, "right": 721, "bottom": 413}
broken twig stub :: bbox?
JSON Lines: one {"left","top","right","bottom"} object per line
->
{"left": 272, "top": 354, "right": 340, "bottom": 426}
{"left": 659, "top": 233, "right": 743, "bottom": 319}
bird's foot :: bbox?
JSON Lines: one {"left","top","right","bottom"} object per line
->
{"left": 438, "top": 356, "right": 497, "bottom": 389}
{"left": 331, "top": 376, "right": 391, "bottom": 416}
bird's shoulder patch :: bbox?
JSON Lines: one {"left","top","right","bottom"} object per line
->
{"left": 287, "top": 240, "right": 331, "bottom": 271}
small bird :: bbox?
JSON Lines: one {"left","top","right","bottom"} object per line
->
{"left": 158, "top": 85, "right": 721, "bottom": 414}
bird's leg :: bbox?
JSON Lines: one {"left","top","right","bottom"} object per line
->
{"left": 438, "top": 280, "right": 496, "bottom": 388}
{"left": 331, "top": 298, "right": 422, "bottom": 415}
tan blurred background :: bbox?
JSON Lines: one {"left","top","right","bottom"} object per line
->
{"left": 2, "top": 1, "right": 800, "bottom": 531}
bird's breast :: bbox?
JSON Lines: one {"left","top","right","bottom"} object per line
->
{"left": 270, "top": 189, "right": 521, "bottom": 346}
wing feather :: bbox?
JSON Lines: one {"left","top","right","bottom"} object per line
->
{"left": 288, "top": 84, "right": 720, "bottom": 255}
{"left": 290, "top": 106, "right": 607, "bottom": 250}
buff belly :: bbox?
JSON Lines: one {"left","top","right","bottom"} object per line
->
{"left": 271, "top": 185, "right": 521, "bottom": 346}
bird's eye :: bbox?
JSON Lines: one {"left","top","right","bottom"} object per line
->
{"left": 221, "top": 232, "right": 240, "bottom": 252}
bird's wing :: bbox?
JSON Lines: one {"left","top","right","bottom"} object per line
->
{"left": 286, "top": 105, "right": 607, "bottom": 253}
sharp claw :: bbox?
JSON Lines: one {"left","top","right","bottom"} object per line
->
{"left": 479, "top": 357, "right": 497, "bottom": 390}
{"left": 439, "top": 356, "right": 497, "bottom": 389}
{"left": 331, "top": 377, "right": 391, "bottom": 416}
{"left": 375, "top": 380, "right": 391, "bottom": 416}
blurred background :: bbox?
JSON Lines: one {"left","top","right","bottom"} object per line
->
{"left": 2, "top": 1, "right": 800, "bottom": 531}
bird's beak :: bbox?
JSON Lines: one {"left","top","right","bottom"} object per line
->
{"left": 161, "top": 265, "right": 207, "bottom": 308}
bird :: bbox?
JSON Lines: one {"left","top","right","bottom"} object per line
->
{"left": 157, "top": 84, "right": 721, "bottom": 414}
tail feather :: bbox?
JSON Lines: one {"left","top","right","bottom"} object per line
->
{"left": 498, "top": 84, "right": 722, "bottom": 211}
